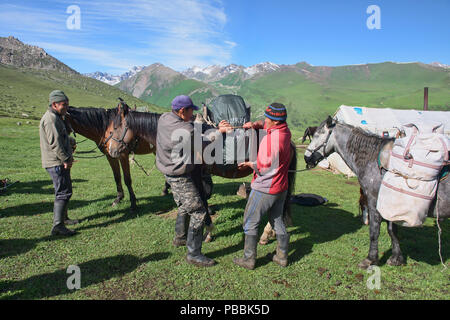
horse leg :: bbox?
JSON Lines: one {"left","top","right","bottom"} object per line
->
{"left": 259, "top": 222, "right": 276, "bottom": 245}
{"left": 161, "top": 181, "right": 170, "bottom": 196}
{"left": 119, "top": 154, "right": 137, "bottom": 212}
{"left": 106, "top": 155, "right": 124, "bottom": 207}
{"left": 358, "top": 201, "right": 382, "bottom": 269}
{"left": 283, "top": 206, "right": 293, "bottom": 227}
{"left": 386, "top": 221, "right": 405, "bottom": 266}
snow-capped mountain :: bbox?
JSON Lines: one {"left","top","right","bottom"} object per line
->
{"left": 244, "top": 62, "right": 280, "bottom": 76}
{"left": 429, "top": 62, "right": 450, "bottom": 69}
{"left": 182, "top": 62, "right": 280, "bottom": 82}
{"left": 84, "top": 66, "right": 145, "bottom": 85}
{"left": 83, "top": 71, "right": 121, "bottom": 85}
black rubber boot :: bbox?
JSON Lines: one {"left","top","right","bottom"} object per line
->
{"left": 186, "top": 227, "right": 215, "bottom": 267}
{"left": 63, "top": 201, "right": 79, "bottom": 225}
{"left": 233, "top": 234, "right": 258, "bottom": 270}
{"left": 51, "top": 200, "right": 77, "bottom": 236}
{"left": 272, "top": 234, "right": 289, "bottom": 267}
{"left": 173, "top": 213, "right": 189, "bottom": 247}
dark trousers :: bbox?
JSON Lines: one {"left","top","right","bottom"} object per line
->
{"left": 46, "top": 165, "right": 72, "bottom": 201}
{"left": 191, "top": 166, "right": 212, "bottom": 226}
{"left": 243, "top": 189, "right": 287, "bottom": 236}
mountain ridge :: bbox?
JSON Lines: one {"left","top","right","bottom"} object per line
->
{"left": 0, "top": 36, "right": 78, "bottom": 74}
{"left": 0, "top": 37, "right": 164, "bottom": 120}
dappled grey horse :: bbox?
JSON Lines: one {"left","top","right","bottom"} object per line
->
{"left": 304, "top": 116, "right": 449, "bottom": 268}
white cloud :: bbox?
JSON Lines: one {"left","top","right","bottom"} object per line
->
{"left": 84, "top": 0, "right": 234, "bottom": 69}
{"left": 0, "top": 4, "right": 66, "bottom": 36}
{"left": 0, "top": 0, "right": 236, "bottom": 72}
{"left": 225, "top": 40, "right": 238, "bottom": 48}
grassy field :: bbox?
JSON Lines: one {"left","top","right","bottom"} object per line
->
{"left": 0, "top": 116, "right": 448, "bottom": 300}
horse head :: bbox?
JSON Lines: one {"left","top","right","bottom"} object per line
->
{"left": 63, "top": 110, "right": 75, "bottom": 137}
{"left": 104, "top": 99, "right": 135, "bottom": 158}
{"left": 304, "top": 116, "right": 336, "bottom": 168}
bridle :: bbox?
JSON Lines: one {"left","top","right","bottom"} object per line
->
{"left": 105, "top": 116, "right": 139, "bottom": 153}
{"left": 108, "top": 125, "right": 129, "bottom": 148}
{"left": 306, "top": 125, "right": 334, "bottom": 159}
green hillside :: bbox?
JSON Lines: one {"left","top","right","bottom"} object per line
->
{"left": 0, "top": 64, "right": 165, "bottom": 120}
{"left": 141, "top": 78, "right": 215, "bottom": 108}
{"left": 234, "top": 63, "right": 450, "bottom": 139}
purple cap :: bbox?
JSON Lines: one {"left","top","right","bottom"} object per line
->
{"left": 171, "top": 95, "right": 199, "bottom": 111}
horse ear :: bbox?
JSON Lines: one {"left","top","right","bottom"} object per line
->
{"left": 117, "top": 100, "right": 129, "bottom": 116}
{"left": 326, "top": 116, "right": 333, "bottom": 128}
{"left": 122, "top": 102, "right": 130, "bottom": 115}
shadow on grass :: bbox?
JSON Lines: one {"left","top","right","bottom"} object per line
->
{"left": 0, "top": 252, "right": 171, "bottom": 299}
{"left": 0, "top": 236, "right": 54, "bottom": 259}
{"left": 380, "top": 219, "right": 449, "bottom": 266}
{"left": 74, "top": 194, "right": 178, "bottom": 232}
{"left": 0, "top": 179, "right": 88, "bottom": 197}
{"left": 0, "top": 195, "right": 117, "bottom": 218}
{"left": 207, "top": 202, "right": 364, "bottom": 263}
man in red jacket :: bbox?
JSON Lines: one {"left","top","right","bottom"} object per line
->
{"left": 234, "top": 103, "right": 292, "bottom": 270}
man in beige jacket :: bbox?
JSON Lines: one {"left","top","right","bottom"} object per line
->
{"left": 39, "top": 90, "right": 78, "bottom": 236}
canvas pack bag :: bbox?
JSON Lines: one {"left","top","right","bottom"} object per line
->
{"left": 208, "top": 95, "right": 251, "bottom": 170}
{"left": 376, "top": 121, "right": 449, "bottom": 227}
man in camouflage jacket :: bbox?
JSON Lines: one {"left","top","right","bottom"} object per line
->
{"left": 156, "top": 95, "right": 230, "bottom": 267}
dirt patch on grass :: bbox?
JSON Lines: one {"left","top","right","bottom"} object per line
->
{"left": 158, "top": 209, "right": 178, "bottom": 219}
{"left": 83, "top": 277, "right": 174, "bottom": 300}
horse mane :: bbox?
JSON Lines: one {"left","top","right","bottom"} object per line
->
{"left": 341, "top": 123, "right": 393, "bottom": 167}
{"left": 124, "top": 111, "right": 161, "bottom": 136}
{"left": 68, "top": 106, "right": 119, "bottom": 134}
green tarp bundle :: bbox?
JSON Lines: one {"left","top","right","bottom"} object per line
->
{"left": 208, "top": 95, "right": 251, "bottom": 170}
{"left": 209, "top": 94, "right": 250, "bottom": 127}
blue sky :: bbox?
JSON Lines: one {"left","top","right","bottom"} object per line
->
{"left": 1, "top": 0, "right": 449, "bottom": 74}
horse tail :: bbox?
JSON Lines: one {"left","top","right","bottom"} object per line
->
{"left": 283, "top": 142, "right": 297, "bottom": 226}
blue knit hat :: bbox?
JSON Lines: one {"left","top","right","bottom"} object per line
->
{"left": 264, "top": 103, "right": 287, "bottom": 121}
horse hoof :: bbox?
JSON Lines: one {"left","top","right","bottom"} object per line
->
{"left": 112, "top": 197, "right": 123, "bottom": 207}
{"left": 358, "top": 258, "right": 378, "bottom": 270}
{"left": 387, "top": 256, "right": 405, "bottom": 266}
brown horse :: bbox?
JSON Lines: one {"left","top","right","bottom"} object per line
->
{"left": 106, "top": 102, "right": 298, "bottom": 243}
{"left": 65, "top": 103, "right": 164, "bottom": 212}
{"left": 301, "top": 126, "right": 318, "bottom": 143}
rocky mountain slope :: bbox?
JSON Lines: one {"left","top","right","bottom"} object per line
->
{"left": 0, "top": 36, "right": 78, "bottom": 74}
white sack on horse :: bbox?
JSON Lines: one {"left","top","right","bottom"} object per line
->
{"left": 377, "top": 121, "right": 449, "bottom": 227}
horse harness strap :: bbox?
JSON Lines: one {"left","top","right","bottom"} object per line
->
{"left": 308, "top": 128, "right": 333, "bottom": 156}
{"left": 106, "top": 126, "right": 139, "bottom": 153}
{"left": 111, "top": 126, "right": 128, "bottom": 145}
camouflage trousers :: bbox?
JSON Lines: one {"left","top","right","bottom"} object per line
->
{"left": 165, "top": 173, "right": 208, "bottom": 231}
